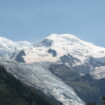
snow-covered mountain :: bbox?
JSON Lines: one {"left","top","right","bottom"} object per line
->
{"left": 1, "top": 34, "right": 105, "bottom": 79}
{"left": 14, "top": 34, "right": 105, "bottom": 65}
{"left": 1, "top": 34, "right": 105, "bottom": 64}
{"left": 1, "top": 34, "right": 105, "bottom": 104}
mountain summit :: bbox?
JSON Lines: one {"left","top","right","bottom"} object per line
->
{"left": 14, "top": 34, "right": 105, "bottom": 64}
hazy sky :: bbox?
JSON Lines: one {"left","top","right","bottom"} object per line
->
{"left": 0, "top": 0, "right": 105, "bottom": 47}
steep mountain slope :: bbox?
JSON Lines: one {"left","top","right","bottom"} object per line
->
{"left": 49, "top": 63, "right": 105, "bottom": 105}
{"left": 0, "top": 65, "right": 61, "bottom": 105}
{"left": 0, "top": 59, "right": 85, "bottom": 105}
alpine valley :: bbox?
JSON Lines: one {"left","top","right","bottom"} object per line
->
{"left": 0, "top": 34, "right": 105, "bottom": 105}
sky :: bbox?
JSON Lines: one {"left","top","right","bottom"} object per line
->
{"left": 0, "top": 0, "right": 105, "bottom": 47}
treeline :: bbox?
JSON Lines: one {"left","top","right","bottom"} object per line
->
{"left": 0, "top": 65, "right": 62, "bottom": 105}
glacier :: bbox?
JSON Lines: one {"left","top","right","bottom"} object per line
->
{"left": 0, "top": 59, "right": 85, "bottom": 105}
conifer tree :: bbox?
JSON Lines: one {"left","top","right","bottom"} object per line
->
{"left": 101, "top": 96, "right": 105, "bottom": 105}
